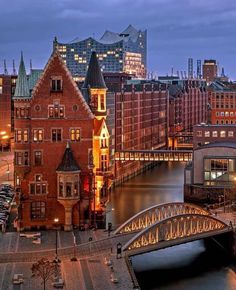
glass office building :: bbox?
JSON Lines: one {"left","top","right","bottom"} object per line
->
{"left": 54, "top": 25, "right": 147, "bottom": 79}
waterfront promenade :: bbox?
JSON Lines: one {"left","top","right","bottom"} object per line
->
{"left": 0, "top": 229, "right": 135, "bottom": 290}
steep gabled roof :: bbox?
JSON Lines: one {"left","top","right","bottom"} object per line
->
{"left": 31, "top": 49, "right": 93, "bottom": 119}
{"left": 94, "top": 118, "right": 110, "bottom": 137}
{"left": 82, "top": 51, "right": 107, "bottom": 89}
{"left": 13, "top": 53, "right": 30, "bottom": 99}
{"left": 57, "top": 143, "right": 81, "bottom": 172}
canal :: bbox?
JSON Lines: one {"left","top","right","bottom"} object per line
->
{"left": 110, "top": 162, "right": 236, "bottom": 290}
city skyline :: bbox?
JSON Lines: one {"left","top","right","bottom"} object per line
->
{"left": 1, "top": 0, "right": 236, "bottom": 79}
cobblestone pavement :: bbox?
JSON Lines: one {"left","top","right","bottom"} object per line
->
{"left": 0, "top": 254, "right": 134, "bottom": 290}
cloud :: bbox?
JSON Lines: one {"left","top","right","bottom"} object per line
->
{"left": 0, "top": 0, "right": 236, "bottom": 78}
{"left": 57, "top": 9, "right": 101, "bottom": 19}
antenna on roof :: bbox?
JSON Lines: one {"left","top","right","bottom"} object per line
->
{"left": 4, "top": 60, "right": 8, "bottom": 75}
{"left": 13, "top": 60, "right": 16, "bottom": 75}
{"left": 30, "top": 59, "right": 32, "bottom": 71}
{"left": 171, "top": 67, "right": 174, "bottom": 76}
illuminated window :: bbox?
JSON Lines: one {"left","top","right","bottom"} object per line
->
{"left": 100, "top": 134, "right": 108, "bottom": 148}
{"left": 101, "top": 154, "right": 108, "bottom": 172}
{"left": 70, "top": 128, "right": 80, "bottom": 141}
{"left": 212, "top": 131, "right": 218, "bottom": 137}
{"left": 204, "top": 131, "right": 210, "bottom": 137}
{"left": 220, "top": 131, "right": 226, "bottom": 137}
{"left": 100, "top": 94, "right": 105, "bottom": 111}
{"left": 33, "top": 129, "right": 43, "bottom": 142}
{"left": 228, "top": 131, "right": 234, "bottom": 137}
{"left": 48, "top": 105, "right": 64, "bottom": 118}
{"left": 0, "top": 78, "right": 2, "bottom": 94}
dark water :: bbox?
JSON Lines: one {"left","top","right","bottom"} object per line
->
{"left": 110, "top": 162, "right": 236, "bottom": 290}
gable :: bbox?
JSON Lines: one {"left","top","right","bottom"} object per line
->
{"left": 31, "top": 50, "right": 93, "bottom": 119}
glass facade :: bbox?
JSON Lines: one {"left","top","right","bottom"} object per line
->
{"left": 54, "top": 26, "right": 147, "bottom": 78}
{"left": 204, "top": 157, "right": 236, "bottom": 186}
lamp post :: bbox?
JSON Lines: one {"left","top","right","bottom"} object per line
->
{"left": 71, "top": 231, "right": 77, "bottom": 262}
{"left": 54, "top": 218, "right": 59, "bottom": 263}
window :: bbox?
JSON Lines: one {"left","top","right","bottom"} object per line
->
{"left": 66, "top": 182, "right": 72, "bottom": 197}
{"left": 212, "top": 131, "right": 218, "bottom": 137}
{"left": 100, "top": 94, "right": 105, "bottom": 111}
{"left": 204, "top": 131, "right": 210, "bottom": 137}
{"left": 220, "top": 112, "right": 224, "bottom": 116}
{"left": 0, "top": 78, "right": 2, "bottom": 94}
{"left": 204, "top": 158, "right": 236, "bottom": 186}
{"left": 100, "top": 134, "right": 108, "bottom": 148}
{"left": 51, "top": 77, "right": 62, "bottom": 91}
{"left": 101, "top": 154, "right": 108, "bottom": 172}
{"left": 228, "top": 131, "right": 234, "bottom": 137}
{"left": 15, "top": 151, "right": 29, "bottom": 166}
{"left": 220, "top": 131, "right": 226, "bottom": 137}
{"left": 34, "top": 151, "right": 42, "bottom": 166}
{"left": 15, "top": 107, "right": 29, "bottom": 118}
{"left": 70, "top": 129, "right": 80, "bottom": 141}
{"left": 52, "top": 129, "right": 62, "bottom": 142}
{"left": 230, "top": 112, "right": 234, "bottom": 117}
{"left": 31, "top": 202, "right": 46, "bottom": 220}
{"left": 48, "top": 105, "right": 64, "bottom": 118}
{"left": 30, "top": 175, "right": 47, "bottom": 195}
{"left": 33, "top": 129, "right": 43, "bottom": 142}
{"left": 15, "top": 129, "right": 28, "bottom": 143}
{"left": 196, "top": 131, "right": 202, "bottom": 137}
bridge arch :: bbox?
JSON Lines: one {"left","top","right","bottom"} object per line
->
{"left": 123, "top": 214, "right": 230, "bottom": 255}
{"left": 114, "top": 202, "right": 210, "bottom": 234}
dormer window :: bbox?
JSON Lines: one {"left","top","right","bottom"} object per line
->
{"left": 51, "top": 77, "right": 62, "bottom": 92}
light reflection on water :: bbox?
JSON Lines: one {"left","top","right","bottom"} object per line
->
{"left": 132, "top": 241, "right": 236, "bottom": 290}
{"left": 110, "top": 162, "right": 236, "bottom": 290}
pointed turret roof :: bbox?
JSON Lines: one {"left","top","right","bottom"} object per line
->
{"left": 57, "top": 143, "right": 81, "bottom": 172}
{"left": 83, "top": 51, "right": 107, "bottom": 89}
{"left": 14, "top": 53, "right": 30, "bottom": 99}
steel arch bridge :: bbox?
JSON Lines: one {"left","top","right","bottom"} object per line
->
{"left": 114, "top": 202, "right": 210, "bottom": 235}
{"left": 123, "top": 214, "right": 230, "bottom": 256}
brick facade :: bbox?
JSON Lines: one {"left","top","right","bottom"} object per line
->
{"left": 14, "top": 51, "right": 103, "bottom": 231}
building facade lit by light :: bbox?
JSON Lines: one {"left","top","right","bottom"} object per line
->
{"left": 54, "top": 25, "right": 147, "bottom": 79}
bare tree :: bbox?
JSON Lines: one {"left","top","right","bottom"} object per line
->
{"left": 31, "top": 258, "right": 56, "bottom": 290}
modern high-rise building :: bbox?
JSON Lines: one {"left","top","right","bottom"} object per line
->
{"left": 54, "top": 25, "right": 147, "bottom": 79}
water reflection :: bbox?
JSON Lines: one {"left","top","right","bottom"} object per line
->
{"left": 111, "top": 162, "right": 185, "bottom": 226}
{"left": 132, "top": 241, "right": 236, "bottom": 290}
{"left": 110, "top": 162, "right": 236, "bottom": 290}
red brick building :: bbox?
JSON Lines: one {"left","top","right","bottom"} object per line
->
{"left": 202, "top": 60, "right": 217, "bottom": 83}
{"left": 168, "top": 79, "right": 208, "bottom": 148}
{"left": 0, "top": 74, "right": 17, "bottom": 148}
{"left": 14, "top": 51, "right": 110, "bottom": 231}
{"left": 208, "top": 81, "right": 236, "bottom": 125}
{"left": 114, "top": 82, "right": 168, "bottom": 180}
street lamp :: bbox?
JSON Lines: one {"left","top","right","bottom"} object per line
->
{"left": 54, "top": 218, "right": 60, "bottom": 263}
{"left": 70, "top": 231, "right": 77, "bottom": 262}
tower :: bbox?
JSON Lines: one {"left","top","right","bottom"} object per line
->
{"left": 197, "top": 60, "right": 201, "bottom": 79}
{"left": 83, "top": 51, "right": 110, "bottom": 213}
{"left": 188, "top": 58, "right": 193, "bottom": 79}
{"left": 13, "top": 52, "right": 31, "bottom": 195}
